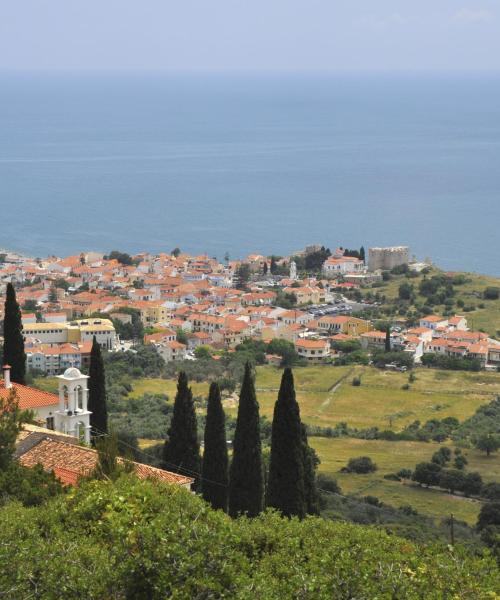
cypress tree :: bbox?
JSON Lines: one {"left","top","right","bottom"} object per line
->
{"left": 360, "top": 246, "right": 366, "bottom": 262}
{"left": 385, "top": 327, "right": 391, "bottom": 352}
{"left": 3, "top": 283, "right": 26, "bottom": 384}
{"left": 163, "top": 371, "right": 200, "bottom": 484}
{"left": 229, "top": 362, "right": 263, "bottom": 517}
{"left": 302, "top": 424, "right": 320, "bottom": 515}
{"left": 202, "top": 382, "right": 228, "bottom": 511}
{"left": 267, "top": 368, "right": 306, "bottom": 518}
{"left": 270, "top": 257, "right": 278, "bottom": 275}
{"left": 88, "top": 336, "right": 108, "bottom": 440}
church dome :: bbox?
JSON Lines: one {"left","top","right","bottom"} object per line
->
{"left": 62, "top": 367, "right": 82, "bottom": 379}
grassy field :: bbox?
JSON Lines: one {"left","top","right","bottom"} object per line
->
{"left": 309, "top": 437, "right": 499, "bottom": 524}
{"left": 247, "top": 365, "right": 500, "bottom": 430}
{"left": 127, "top": 377, "right": 209, "bottom": 400}
{"left": 375, "top": 268, "right": 500, "bottom": 336}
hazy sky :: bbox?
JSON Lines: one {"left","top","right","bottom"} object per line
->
{"left": 1, "top": 1, "right": 499, "bottom": 71}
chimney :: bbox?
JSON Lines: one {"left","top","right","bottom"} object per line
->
{"left": 3, "top": 365, "right": 12, "bottom": 389}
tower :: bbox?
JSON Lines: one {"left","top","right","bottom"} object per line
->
{"left": 55, "top": 367, "right": 91, "bottom": 444}
{"left": 289, "top": 260, "right": 297, "bottom": 280}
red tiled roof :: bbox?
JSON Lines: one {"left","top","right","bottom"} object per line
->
{"left": 18, "top": 437, "right": 193, "bottom": 486}
{"left": 0, "top": 380, "right": 58, "bottom": 409}
{"left": 295, "top": 338, "right": 329, "bottom": 349}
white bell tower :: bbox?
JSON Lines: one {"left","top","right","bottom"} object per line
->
{"left": 289, "top": 260, "right": 297, "bottom": 280}
{"left": 55, "top": 368, "right": 92, "bottom": 444}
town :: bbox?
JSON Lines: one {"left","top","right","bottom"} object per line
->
{"left": 1, "top": 244, "right": 499, "bottom": 377}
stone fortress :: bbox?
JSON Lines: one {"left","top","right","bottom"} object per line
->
{"left": 368, "top": 246, "right": 410, "bottom": 272}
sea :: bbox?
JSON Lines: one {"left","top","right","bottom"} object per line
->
{"left": 0, "top": 71, "right": 499, "bottom": 275}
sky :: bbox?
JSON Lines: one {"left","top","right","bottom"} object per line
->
{"left": 0, "top": 0, "right": 499, "bottom": 71}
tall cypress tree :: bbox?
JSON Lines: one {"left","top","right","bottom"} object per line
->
{"left": 302, "top": 424, "right": 320, "bottom": 515}
{"left": 360, "top": 246, "right": 366, "bottom": 263}
{"left": 229, "top": 362, "right": 263, "bottom": 517}
{"left": 267, "top": 368, "right": 306, "bottom": 518}
{"left": 385, "top": 327, "right": 391, "bottom": 352}
{"left": 202, "top": 382, "right": 228, "bottom": 511}
{"left": 2, "top": 283, "right": 26, "bottom": 385}
{"left": 88, "top": 336, "right": 108, "bottom": 440}
{"left": 163, "top": 371, "right": 200, "bottom": 484}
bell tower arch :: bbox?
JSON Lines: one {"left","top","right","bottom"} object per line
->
{"left": 55, "top": 368, "right": 91, "bottom": 444}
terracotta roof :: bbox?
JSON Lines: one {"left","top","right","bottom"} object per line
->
{"left": 444, "top": 330, "right": 487, "bottom": 341}
{"left": 18, "top": 436, "right": 193, "bottom": 486}
{"left": 295, "top": 338, "right": 329, "bottom": 349}
{"left": 448, "top": 316, "right": 466, "bottom": 325}
{"left": 421, "top": 315, "right": 447, "bottom": 322}
{"left": 361, "top": 330, "right": 386, "bottom": 338}
{"left": 0, "top": 380, "right": 58, "bottom": 409}
{"left": 407, "top": 327, "right": 433, "bottom": 334}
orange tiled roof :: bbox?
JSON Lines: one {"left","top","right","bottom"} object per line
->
{"left": 422, "top": 315, "right": 447, "bottom": 322}
{"left": 0, "top": 380, "right": 58, "bottom": 409}
{"left": 296, "top": 338, "right": 329, "bottom": 349}
{"left": 18, "top": 437, "right": 193, "bottom": 486}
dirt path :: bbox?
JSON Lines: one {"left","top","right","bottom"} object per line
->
{"left": 319, "top": 368, "right": 357, "bottom": 412}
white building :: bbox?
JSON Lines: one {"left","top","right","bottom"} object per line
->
{"left": 295, "top": 338, "right": 330, "bottom": 362}
{"left": 0, "top": 365, "right": 91, "bottom": 444}
{"left": 322, "top": 256, "right": 365, "bottom": 278}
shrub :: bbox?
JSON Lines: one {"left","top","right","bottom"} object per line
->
{"left": 462, "top": 472, "right": 483, "bottom": 497}
{"left": 352, "top": 376, "right": 361, "bottom": 387}
{"left": 454, "top": 454, "right": 468, "bottom": 470}
{"left": 438, "top": 469, "right": 466, "bottom": 494}
{"left": 412, "top": 462, "right": 442, "bottom": 487}
{"left": 484, "top": 287, "right": 499, "bottom": 300}
{"left": 344, "top": 456, "right": 377, "bottom": 474}
{"left": 396, "top": 468, "right": 413, "bottom": 480}
{"left": 431, "top": 447, "right": 452, "bottom": 466}
{"left": 482, "top": 483, "right": 500, "bottom": 501}
{"left": 316, "top": 473, "right": 341, "bottom": 495}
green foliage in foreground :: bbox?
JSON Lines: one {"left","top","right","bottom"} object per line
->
{"left": 0, "top": 476, "right": 498, "bottom": 599}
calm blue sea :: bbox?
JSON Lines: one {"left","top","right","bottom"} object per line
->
{"left": 0, "top": 71, "right": 499, "bottom": 275}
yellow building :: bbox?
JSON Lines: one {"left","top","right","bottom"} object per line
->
{"left": 134, "top": 302, "right": 171, "bottom": 326}
{"left": 317, "top": 315, "right": 373, "bottom": 337}
{"left": 283, "top": 286, "right": 323, "bottom": 306}
{"left": 23, "top": 318, "right": 117, "bottom": 350}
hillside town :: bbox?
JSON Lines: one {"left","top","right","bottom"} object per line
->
{"left": 1, "top": 244, "right": 499, "bottom": 373}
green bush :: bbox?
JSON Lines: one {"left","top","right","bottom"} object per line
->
{"left": 0, "top": 476, "right": 498, "bottom": 598}
{"left": 343, "top": 456, "right": 377, "bottom": 474}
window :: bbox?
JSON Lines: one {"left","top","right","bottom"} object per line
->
{"left": 46, "top": 416, "right": 55, "bottom": 430}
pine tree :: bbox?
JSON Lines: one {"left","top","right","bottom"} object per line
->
{"left": 360, "top": 246, "right": 366, "bottom": 262}
{"left": 3, "top": 283, "right": 26, "bottom": 385}
{"left": 267, "top": 368, "right": 306, "bottom": 518}
{"left": 229, "top": 362, "right": 264, "bottom": 517}
{"left": 88, "top": 336, "right": 108, "bottom": 440}
{"left": 163, "top": 371, "right": 200, "bottom": 484}
{"left": 385, "top": 327, "right": 391, "bottom": 352}
{"left": 202, "top": 382, "right": 228, "bottom": 511}
{"left": 302, "top": 424, "right": 320, "bottom": 515}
